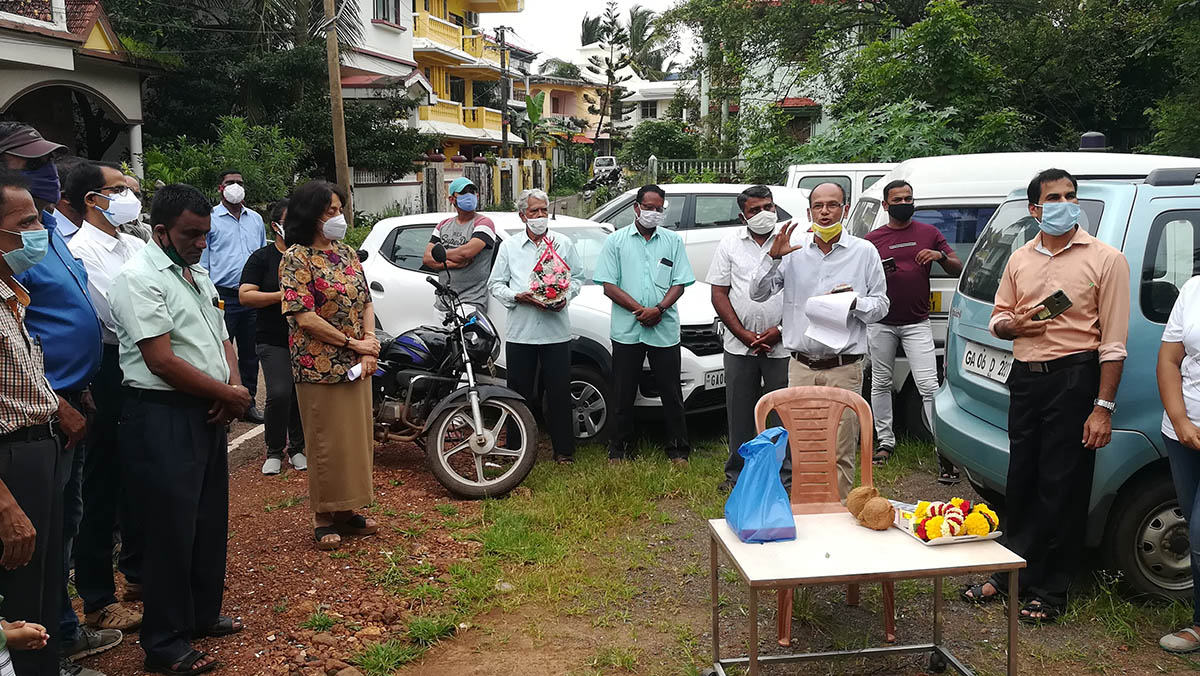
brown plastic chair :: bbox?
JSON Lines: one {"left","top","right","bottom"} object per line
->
{"left": 755, "top": 386, "right": 897, "bottom": 646}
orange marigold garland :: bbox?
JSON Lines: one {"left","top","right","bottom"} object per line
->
{"left": 909, "top": 499, "right": 1000, "bottom": 541}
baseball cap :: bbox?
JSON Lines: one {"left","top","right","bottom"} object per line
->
{"left": 448, "top": 177, "right": 475, "bottom": 196}
{"left": 0, "top": 124, "right": 66, "bottom": 159}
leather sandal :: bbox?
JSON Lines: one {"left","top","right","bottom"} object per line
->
{"left": 85, "top": 602, "right": 142, "bottom": 631}
{"left": 195, "top": 616, "right": 243, "bottom": 637}
{"left": 314, "top": 525, "right": 341, "bottom": 550}
{"left": 144, "top": 649, "right": 219, "bottom": 675}
{"left": 334, "top": 513, "right": 378, "bottom": 536}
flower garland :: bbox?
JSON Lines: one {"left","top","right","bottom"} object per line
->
{"left": 910, "top": 499, "right": 999, "bottom": 542}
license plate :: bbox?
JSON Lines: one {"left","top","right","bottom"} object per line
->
{"left": 704, "top": 370, "right": 725, "bottom": 390}
{"left": 961, "top": 341, "right": 1012, "bottom": 384}
{"left": 930, "top": 291, "right": 944, "bottom": 313}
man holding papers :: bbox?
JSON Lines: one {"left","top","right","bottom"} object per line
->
{"left": 751, "top": 182, "right": 889, "bottom": 499}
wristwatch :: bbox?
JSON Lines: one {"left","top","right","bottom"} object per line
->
{"left": 655, "top": 303, "right": 666, "bottom": 313}
{"left": 1094, "top": 398, "right": 1116, "bottom": 414}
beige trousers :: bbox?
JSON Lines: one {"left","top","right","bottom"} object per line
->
{"left": 787, "top": 358, "right": 864, "bottom": 501}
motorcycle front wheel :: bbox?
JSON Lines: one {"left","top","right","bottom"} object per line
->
{"left": 424, "top": 397, "right": 538, "bottom": 499}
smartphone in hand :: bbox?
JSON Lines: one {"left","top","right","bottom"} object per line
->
{"left": 1035, "top": 289, "right": 1073, "bottom": 321}
{"left": 881, "top": 257, "right": 897, "bottom": 274}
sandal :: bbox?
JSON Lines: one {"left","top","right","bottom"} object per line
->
{"left": 334, "top": 513, "right": 378, "bottom": 536}
{"left": 554, "top": 455, "right": 574, "bottom": 465}
{"left": 314, "top": 525, "right": 341, "bottom": 550}
{"left": 195, "top": 616, "right": 243, "bottom": 637}
{"left": 145, "top": 649, "right": 219, "bottom": 676}
{"left": 960, "top": 581, "right": 1002, "bottom": 605}
{"left": 872, "top": 446, "right": 893, "bottom": 465}
{"left": 1161, "top": 627, "right": 1200, "bottom": 653}
{"left": 1019, "top": 598, "right": 1060, "bottom": 625}
{"left": 938, "top": 470, "right": 962, "bottom": 485}
{"left": 84, "top": 601, "right": 142, "bottom": 631}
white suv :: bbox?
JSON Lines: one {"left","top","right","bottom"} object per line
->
{"left": 359, "top": 212, "right": 727, "bottom": 442}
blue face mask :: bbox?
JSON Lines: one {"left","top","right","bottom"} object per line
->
{"left": 0, "top": 228, "right": 50, "bottom": 275}
{"left": 20, "top": 163, "right": 60, "bottom": 205}
{"left": 1036, "top": 201, "right": 1081, "bottom": 236}
{"left": 455, "top": 193, "right": 478, "bottom": 212}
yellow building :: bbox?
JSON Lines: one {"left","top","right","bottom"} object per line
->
{"left": 525, "top": 75, "right": 604, "bottom": 147}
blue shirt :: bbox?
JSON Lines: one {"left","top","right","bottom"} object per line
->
{"left": 15, "top": 211, "right": 104, "bottom": 392}
{"left": 592, "top": 225, "right": 695, "bottom": 347}
{"left": 200, "top": 203, "right": 266, "bottom": 289}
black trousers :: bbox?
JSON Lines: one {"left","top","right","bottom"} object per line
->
{"left": 722, "top": 351, "right": 789, "bottom": 485}
{"left": 0, "top": 433, "right": 63, "bottom": 676}
{"left": 609, "top": 341, "right": 690, "bottom": 460}
{"left": 76, "top": 344, "right": 144, "bottom": 615}
{"left": 505, "top": 341, "right": 574, "bottom": 458}
{"left": 256, "top": 343, "right": 305, "bottom": 459}
{"left": 219, "top": 289, "right": 258, "bottom": 399}
{"left": 120, "top": 392, "right": 228, "bottom": 663}
{"left": 990, "top": 357, "right": 1100, "bottom": 609}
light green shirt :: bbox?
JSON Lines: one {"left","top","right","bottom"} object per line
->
{"left": 592, "top": 225, "right": 695, "bottom": 347}
{"left": 110, "top": 242, "right": 231, "bottom": 390}
{"left": 488, "top": 230, "right": 583, "bottom": 345}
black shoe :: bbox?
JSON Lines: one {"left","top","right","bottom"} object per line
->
{"left": 872, "top": 445, "right": 894, "bottom": 465}
{"left": 243, "top": 405, "right": 264, "bottom": 424}
{"left": 718, "top": 479, "right": 735, "bottom": 492}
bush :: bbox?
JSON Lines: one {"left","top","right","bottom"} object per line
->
{"left": 551, "top": 166, "right": 588, "bottom": 195}
{"left": 617, "top": 119, "right": 698, "bottom": 171}
{"left": 667, "top": 168, "right": 720, "bottom": 184}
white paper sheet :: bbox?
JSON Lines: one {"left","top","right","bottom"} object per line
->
{"left": 803, "top": 292, "right": 857, "bottom": 350}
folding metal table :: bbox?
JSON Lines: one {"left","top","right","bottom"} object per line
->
{"left": 708, "top": 513, "right": 1025, "bottom": 675}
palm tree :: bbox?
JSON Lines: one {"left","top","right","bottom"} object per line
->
{"left": 581, "top": 13, "right": 603, "bottom": 46}
{"left": 625, "top": 5, "right": 672, "bottom": 80}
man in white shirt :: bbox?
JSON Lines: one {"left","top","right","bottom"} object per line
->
{"left": 65, "top": 161, "right": 146, "bottom": 638}
{"left": 751, "top": 182, "right": 889, "bottom": 499}
{"left": 708, "top": 186, "right": 788, "bottom": 491}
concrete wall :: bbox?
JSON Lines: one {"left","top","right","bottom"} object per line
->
{"left": 353, "top": 181, "right": 424, "bottom": 217}
{"left": 0, "top": 58, "right": 143, "bottom": 123}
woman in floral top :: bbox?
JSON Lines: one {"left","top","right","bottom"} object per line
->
{"left": 279, "top": 181, "right": 380, "bottom": 550}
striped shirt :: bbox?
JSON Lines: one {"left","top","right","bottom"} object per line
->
{"left": 0, "top": 278, "right": 58, "bottom": 434}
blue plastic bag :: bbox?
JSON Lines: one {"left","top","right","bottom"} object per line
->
{"left": 724, "top": 427, "right": 796, "bottom": 543}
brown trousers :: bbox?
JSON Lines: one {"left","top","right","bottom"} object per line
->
{"left": 787, "top": 358, "right": 864, "bottom": 501}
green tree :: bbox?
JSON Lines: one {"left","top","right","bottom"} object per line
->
{"left": 626, "top": 5, "right": 671, "bottom": 80}
{"left": 537, "top": 58, "right": 583, "bottom": 80}
{"left": 581, "top": 13, "right": 603, "bottom": 46}
{"left": 618, "top": 119, "right": 698, "bottom": 170}
{"left": 584, "top": 1, "right": 636, "bottom": 143}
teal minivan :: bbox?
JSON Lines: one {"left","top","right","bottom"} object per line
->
{"left": 934, "top": 168, "right": 1200, "bottom": 599}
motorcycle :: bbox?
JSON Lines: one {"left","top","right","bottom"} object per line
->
{"left": 371, "top": 243, "right": 538, "bottom": 499}
{"left": 582, "top": 166, "right": 626, "bottom": 200}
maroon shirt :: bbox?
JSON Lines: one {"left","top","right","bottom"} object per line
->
{"left": 864, "top": 220, "right": 953, "bottom": 325}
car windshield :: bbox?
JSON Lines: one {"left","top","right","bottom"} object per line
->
{"left": 959, "top": 199, "right": 1105, "bottom": 303}
{"left": 503, "top": 226, "right": 611, "bottom": 285}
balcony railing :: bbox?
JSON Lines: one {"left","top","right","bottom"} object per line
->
{"left": 462, "top": 107, "right": 503, "bottom": 131}
{"left": 419, "top": 100, "right": 463, "bottom": 125}
{"left": 412, "top": 11, "right": 462, "bottom": 49}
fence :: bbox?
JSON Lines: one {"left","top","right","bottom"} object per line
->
{"left": 655, "top": 158, "right": 747, "bottom": 182}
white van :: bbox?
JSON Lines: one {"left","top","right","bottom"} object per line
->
{"left": 785, "top": 163, "right": 896, "bottom": 207}
{"left": 848, "top": 152, "right": 1200, "bottom": 437}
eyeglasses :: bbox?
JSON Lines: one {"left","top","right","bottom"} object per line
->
{"left": 637, "top": 201, "right": 669, "bottom": 212}
{"left": 810, "top": 202, "right": 843, "bottom": 211}
{"left": 222, "top": 179, "right": 245, "bottom": 186}
{"left": 95, "top": 185, "right": 130, "bottom": 196}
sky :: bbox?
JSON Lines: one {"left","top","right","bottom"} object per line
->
{"left": 479, "top": 0, "right": 690, "bottom": 71}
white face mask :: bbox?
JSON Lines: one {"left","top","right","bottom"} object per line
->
{"left": 525, "top": 217, "right": 548, "bottom": 236}
{"left": 322, "top": 213, "right": 347, "bottom": 240}
{"left": 745, "top": 209, "right": 778, "bottom": 235}
{"left": 223, "top": 183, "right": 245, "bottom": 205}
{"left": 94, "top": 191, "right": 142, "bottom": 227}
{"left": 637, "top": 208, "right": 665, "bottom": 229}
{"left": 272, "top": 222, "right": 285, "bottom": 240}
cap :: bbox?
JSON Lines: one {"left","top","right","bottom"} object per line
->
{"left": 0, "top": 125, "right": 66, "bottom": 159}
{"left": 448, "top": 177, "right": 475, "bottom": 195}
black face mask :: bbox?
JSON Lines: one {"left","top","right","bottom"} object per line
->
{"left": 888, "top": 203, "right": 915, "bottom": 222}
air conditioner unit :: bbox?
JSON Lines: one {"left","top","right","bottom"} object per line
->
{"left": 465, "top": 10, "right": 479, "bottom": 26}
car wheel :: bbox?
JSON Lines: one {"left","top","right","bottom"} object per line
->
{"left": 899, "top": 382, "right": 933, "bottom": 443}
{"left": 1105, "top": 474, "right": 1191, "bottom": 600}
{"left": 554, "top": 365, "right": 609, "bottom": 441}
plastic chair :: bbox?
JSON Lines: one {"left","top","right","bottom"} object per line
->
{"left": 755, "top": 386, "right": 897, "bottom": 646}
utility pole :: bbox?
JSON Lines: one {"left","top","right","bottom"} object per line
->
{"left": 323, "top": 0, "right": 352, "bottom": 222}
{"left": 497, "top": 25, "right": 510, "bottom": 158}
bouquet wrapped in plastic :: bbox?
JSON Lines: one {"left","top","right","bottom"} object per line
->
{"left": 528, "top": 240, "right": 571, "bottom": 306}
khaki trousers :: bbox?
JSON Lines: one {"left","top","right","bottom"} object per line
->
{"left": 787, "top": 358, "right": 864, "bottom": 501}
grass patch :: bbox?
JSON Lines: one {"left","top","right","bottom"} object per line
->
{"left": 300, "top": 609, "right": 336, "bottom": 632}
{"left": 408, "top": 582, "right": 444, "bottom": 604}
{"left": 435, "top": 503, "right": 459, "bottom": 517}
{"left": 354, "top": 640, "right": 425, "bottom": 675}
{"left": 407, "top": 614, "right": 457, "bottom": 646}
{"left": 865, "top": 435, "right": 938, "bottom": 492}
{"left": 264, "top": 494, "right": 305, "bottom": 512}
{"left": 587, "top": 645, "right": 640, "bottom": 670}
{"left": 412, "top": 562, "right": 438, "bottom": 577}
{"left": 369, "top": 551, "right": 410, "bottom": 595}
{"left": 1061, "top": 571, "right": 1193, "bottom": 643}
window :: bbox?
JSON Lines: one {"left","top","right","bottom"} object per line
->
{"left": 373, "top": 0, "right": 404, "bottom": 23}
{"left": 796, "top": 175, "right": 852, "bottom": 203}
{"left": 448, "top": 76, "right": 465, "bottom": 104}
{"left": 385, "top": 226, "right": 437, "bottom": 272}
{"left": 600, "top": 198, "right": 684, "bottom": 231}
{"left": 694, "top": 196, "right": 794, "bottom": 229}
{"left": 551, "top": 97, "right": 562, "bottom": 114}
{"left": 863, "top": 175, "right": 885, "bottom": 191}
{"left": 959, "top": 199, "right": 1104, "bottom": 303}
{"left": 1142, "top": 211, "right": 1200, "bottom": 323}
{"left": 911, "top": 206, "right": 999, "bottom": 278}
{"left": 848, "top": 198, "right": 881, "bottom": 237}
{"left": 640, "top": 101, "right": 658, "bottom": 119}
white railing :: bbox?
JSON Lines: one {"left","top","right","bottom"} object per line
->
{"left": 353, "top": 167, "right": 400, "bottom": 185}
{"left": 658, "top": 158, "right": 746, "bottom": 178}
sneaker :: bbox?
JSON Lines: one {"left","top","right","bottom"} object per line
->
{"left": 289, "top": 452, "right": 307, "bottom": 471}
{"left": 62, "top": 626, "right": 123, "bottom": 660}
{"left": 60, "top": 657, "right": 105, "bottom": 676}
{"left": 84, "top": 602, "right": 141, "bottom": 632}
{"left": 262, "top": 457, "right": 282, "bottom": 475}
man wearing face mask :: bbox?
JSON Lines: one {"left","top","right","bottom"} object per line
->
{"left": 109, "top": 184, "right": 251, "bottom": 675}
{"left": 423, "top": 177, "right": 497, "bottom": 312}
{"left": 200, "top": 170, "right": 266, "bottom": 424}
{"left": 960, "top": 169, "right": 1129, "bottom": 624}
{"left": 707, "top": 185, "right": 788, "bottom": 491}
{"left": 118, "top": 173, "right": 152, "bottom": 242}
{"left": 65, "top": 162, "right": 147, "bottom": 641}
{"left": 487, "top": 189, "right": 583, "bottom": 464}
{"left": 593, "top": 184, "right": 696, "bottom": 464}
{"left": 863, "top": 181, "right": 961, "bottom": 472}
{"left": 751, "top": 182, "right": 889, "bottom": 500}
{"left": 0, "top": 169, "right": 70, "bottom": 676}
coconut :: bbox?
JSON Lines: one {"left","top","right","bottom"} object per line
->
{"left": 846, "top": 486, "right": 879, "bottom": 518}
{"left": 857, "top": 497, "right": 895, "bottom": 531}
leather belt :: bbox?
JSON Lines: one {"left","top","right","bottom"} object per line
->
{"left": 0, "top": 422, "right": 55, "bottom": 444}
{"left": 1016, "top": 351, "right": 1099, "bottom": 374}
{"left": 125, "top": 387, "right": 211, "bottom": 409}
{"left": 791, "top": 352, "right": 864, "bottom": 371}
